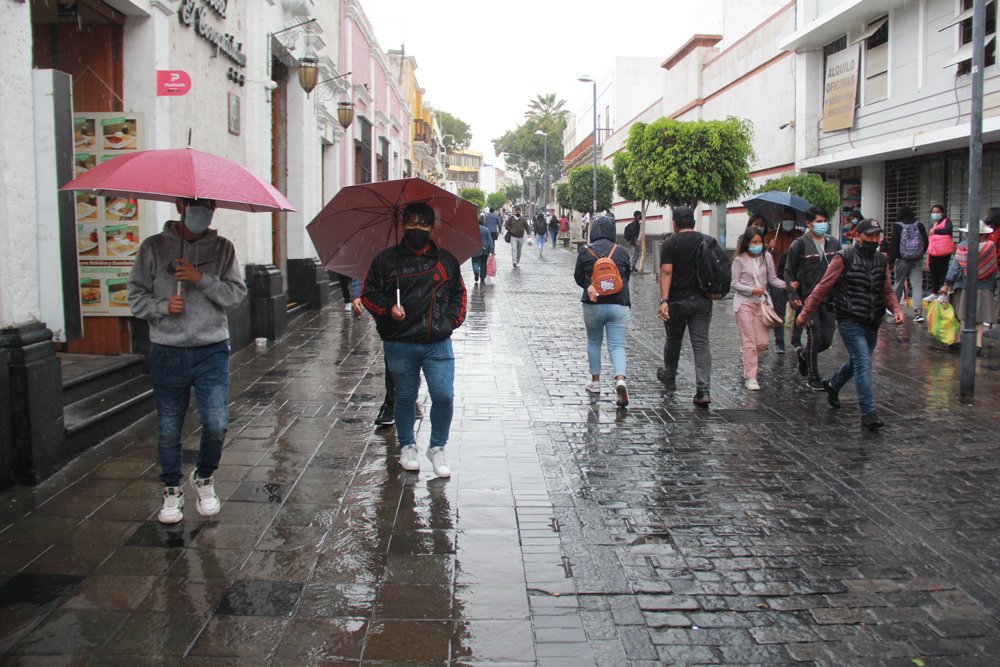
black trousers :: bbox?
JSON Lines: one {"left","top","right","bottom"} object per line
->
{"left": 928, "top": 255, "right": 950, "bottom": 294}
{"left": 804, "top": 304, "right": 836, "bottom": 381}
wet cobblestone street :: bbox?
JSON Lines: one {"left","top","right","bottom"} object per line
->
{"left": 2, "top": 240, "right": 1000, "bottom": 665}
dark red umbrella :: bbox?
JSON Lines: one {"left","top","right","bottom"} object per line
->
{"left": 60, "top": 147, "right": 296, "bottom": 213}
{"left": 307, "top": 178, "right": 481, "bottom": 280}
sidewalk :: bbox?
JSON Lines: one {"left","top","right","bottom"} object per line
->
{"left": 1, "top": 238, "right": 999, "bottom": 665}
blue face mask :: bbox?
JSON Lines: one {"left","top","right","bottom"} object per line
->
{"left": 748, "top": 244, "right": 763, "bottom": 255}
{"left": 183, "top": 206, "right": 214, "bottom": 234}
{"left": 781, "top": 220, "right": 795, "bottom": 232}
{"left": 812, "top": 222, "right": 830, "bottom": 236}
{"left": 931, "top": 212, "right": 944, "bottom": 222}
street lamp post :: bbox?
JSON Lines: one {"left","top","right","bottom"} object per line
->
{"left": 534, "top": 130, "right": 548, "bottom": 212}
{"left": 578, "top": 75, "right": 598, "bottom": 240}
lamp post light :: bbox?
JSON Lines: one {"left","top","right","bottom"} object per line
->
{"left": 578, "top": 75, "right": 598, "bottom": 234}
{"left": 534, "top": 129, "right": 548, "bottom": 212}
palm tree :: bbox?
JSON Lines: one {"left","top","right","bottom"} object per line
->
{"left": 525, "top": 93, "right": 568, "bottom": 123}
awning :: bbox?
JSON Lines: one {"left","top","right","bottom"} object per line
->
{"left": 945, "top": 34, "right": 996, "bottom": 67}
{"left": 850, "top": 18, "right": 887, "bottom": 45}
{"left": 940, "top": 1, "right": 994, "bottom": 31}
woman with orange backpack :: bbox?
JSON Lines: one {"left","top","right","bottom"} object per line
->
{"left": 574, "top": 215, "right": 633, "bottom": 408}
{"left": 940, "top": 219, "right": 998, "bottom": 354}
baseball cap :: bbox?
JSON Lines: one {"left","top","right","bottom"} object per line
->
{"left": 854, "top": 218, "right": 883, "bottom": 236}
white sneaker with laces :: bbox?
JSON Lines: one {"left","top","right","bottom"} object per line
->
{"left": 615, "top": 379, "right": 629, "bottom": 407}
{"left": 190, "top": 471, "right": 220, "bottom": 517}
{"left": 584, "top": 380, "right": 601, "bottom": 394}
{"left": 399, "top": 445, "right": 420, "bottom": 471}
{"left": 745, "top": 378, "right": 761, "bottom": 391}
{"left": 158, "top": 487, "right": 184, "bottom": 524}
{"left": 427, "top": 447, "right": 451, "bottom": 477}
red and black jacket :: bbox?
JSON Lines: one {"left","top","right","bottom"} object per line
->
{"left": 362, "top": 241, "right": 467, "bottom": 343}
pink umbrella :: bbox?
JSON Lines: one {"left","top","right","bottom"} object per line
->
{"left": 307, "top": 178, "right": 481, "bottom": 280}
{"left": 60, "top": 147, "right": 296, "bottom": 212}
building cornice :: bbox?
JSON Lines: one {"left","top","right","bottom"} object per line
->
{"left": 662, "top": 34, "right": 722, "bottom": 71}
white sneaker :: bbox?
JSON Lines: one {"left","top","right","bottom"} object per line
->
{"left": 158, "top": 487, "right": 184, "bottom": 524}
{"left": 745, "top": 378, "right": 761, "bottom": 391}
{"left": 584, "top": 380, "right": 601, "bottom": 394}
{"left": 426, "top": 448, "right": 451, "bottom": 477}
{"left": 615, "top": 379, "right": 629, "bottom": 408}
{"left": 399, "top": 445, "right": 420, "bottom": 471}
{"left": 190, "top": 471, "right": 220, "bottom": 517}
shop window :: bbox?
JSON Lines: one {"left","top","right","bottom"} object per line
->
{"left": 379, "top": 138, "right": 389, "bottom": 181}
{"left": 956, "top": 0, "right": 997, "bottom": 75}
{"left": 860, "top": 16, "right": 889, "bottom": 104}
{"left": 356, "top": 116, "right": 372, "bottom": 184}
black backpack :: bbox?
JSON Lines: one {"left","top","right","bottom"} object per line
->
{"left": 695, "top": 234, "right": 731, "bottom": 300}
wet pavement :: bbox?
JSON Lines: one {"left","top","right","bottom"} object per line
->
{"left": 2, "top": 239, "right": 1000, "bottom": 666}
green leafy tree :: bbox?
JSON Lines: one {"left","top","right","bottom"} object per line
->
{"left": 555, "top": 182, "right": 571, "bottom": 210}
{"left": 493, "top": 109, "right": 567, "bottom": 206}
{"left": 525, "top": 93, "right": 568, "bottom": 124}
{"left": 613, "top": 148, "right": 652, "bottom": 271}
{"left": 755, "top": 173, "right": 840, "bottom": 218}
{"left": 460, "top": 187, "right": 486, "bottom": 211}
{"left": 568, "top": 165, "right": 614, "bottom": 214}
{"left": 503, "top": 183, "right": 523, "bottom": 204}
{"left": 626, "top": 117, "right": 755, "bottom": 209}
{"left": 486, "top": 191, "right": 507, "bottom": 211}
{"left": 435, "top": 110, "right": 472, "bottom": 152}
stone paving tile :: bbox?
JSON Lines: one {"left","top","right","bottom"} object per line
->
{"left": 2, "top": 241, "right": 1000, "bottom": 664}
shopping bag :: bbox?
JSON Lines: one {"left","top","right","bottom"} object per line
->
{"left": 486, "top": 255, "right": 497, "bottom": 277}
{"left": 926, "top": 296, "right": 959, "bottom": 346}
{"left": 526, "top": 236, "right": 535, "bottom": 247}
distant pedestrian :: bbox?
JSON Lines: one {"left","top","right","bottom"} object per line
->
{"left": 784, "top": 206, "right": 839, "bottom": 391}
{"left": 362, "top": 202, "right": 467, "bottom": 476}
{"left": 888, "top": 206, "right": 929, "bottom": 322}
{"left": 927, "top": 204, "right": 955, "bottom": 294}
{"left": 796, "top": 219, "right": 904, "bottom": 431}
{"left": 575, "top": 215, "right": 633, "bottom": 407}
{"left": 533, "top": 211, "right": 548, "bottom": 255}
{"left": 624, "top": 210, "right": 642, "bottom": 271}
{"left": 483, "top": 207, "right": 502, "bottom": 241}
{"left": 547, "top": 209, "right": 560, "bottom": 248}
{"left": 128, "top": 198, "right": 247, "bottom": 524}
{"left": 505, "top": 207, "right": 530, "bottom": 267}
{"left": 730, "top": 226, "right": 786, "bottom": 391}
{"left": 941, "top": 219, "right": 997, "bottom": 354}
{"left": 472, "top": 218, "right": 495, "bottom": 283}
{"left": 657, "top": 207, "right": 714, "bottom": 405}
{"left": 582, "top": 212, "right": 591, "bottom": 240}
{"left": 763, "top": 209, "right": 804, "bottom": 353}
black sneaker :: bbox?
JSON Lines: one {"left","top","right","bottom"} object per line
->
{"left": 693, "top": 391, "right": 712, "bottom": 406}
{"left": 774, "top": 341, "right": 785, "bottom": 354}
{"left": 797, "top": 349, "right": 809, "bottom": 377}
{"left": 861, "top": 411, "right": 884, "bottom": 431}
{"left": 375, "top": 402, "right": 395, "bottom": 427}
{"left": 474, "top": 274, "right": 480, "bottom": 282}
{"left": 805, "top": 377, "right": 825, "bottom": 391}
{"left": 822, "top": 380, "right": 840, "bottom": 408}
{"left": 656, "top": 368, "right": 676, "bottom": 391}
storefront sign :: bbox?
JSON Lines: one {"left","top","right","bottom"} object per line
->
{"left": 157, "top": 70, "right": 192, "bottom": 96}
{"left": 178, "top": 0, "right": 246, "bottom": 68}
{"left": 822, "top": 46, "right": 859, "bottom": 132}
{"left": 72, "top": 112, "right": 146, "bottom": 317}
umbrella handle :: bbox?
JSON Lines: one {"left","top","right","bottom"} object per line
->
{"left": 396, "top": 288, "right": 401, "bottom": 308}
{"left": 176, "top": 281, "right": 183, "bottom": 296}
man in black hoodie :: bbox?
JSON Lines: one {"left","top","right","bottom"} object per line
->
{"left": 362, "top": 202, "right": 467, "bottom": 477}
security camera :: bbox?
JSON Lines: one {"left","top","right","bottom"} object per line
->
{"left": 264, "top": 80, "right": 278, "bottom": 91}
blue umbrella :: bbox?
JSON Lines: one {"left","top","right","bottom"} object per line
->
{"left": 742, "top": 190, "right": 812, "bottom": 224}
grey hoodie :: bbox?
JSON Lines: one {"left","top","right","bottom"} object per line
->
{"left": 128, "top": 221, "right": 247, "bottom": 347}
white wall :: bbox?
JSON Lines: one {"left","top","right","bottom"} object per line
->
{"left": 0, "top": 1, "right": 40, "bottom": 328}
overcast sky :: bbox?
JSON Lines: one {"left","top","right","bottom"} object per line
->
{"left": 362, "top": 0, "right": 720, "bottom": 167}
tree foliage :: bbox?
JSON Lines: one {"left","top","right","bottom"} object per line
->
{"left": 555, "top": 182, "right": 571, "bottom": 210}
{"left": 624, "top": 117, "right": 755, "bottom": 209}
{"left": 525, "top": 93, "right": 568, "bottom": 124}
{"left": 486, "top": 191, "right": 507, "bottom": 211}
{"left": 755, "top": 173, "right": 840, "bottom": 218}
{"left": 493, "top": 94, "right": 568, "bottom": 206}
{"left": 504, "top": 183, "right": 523, "bottom": 203}
{"left": 460, "top": 187, "right": 486, "bottom": 211}
{"left": 567, "top": 165, "right": 615, "bottom": 214}
{"left": 435, "top": 110, "right": 472, "bottom": 152}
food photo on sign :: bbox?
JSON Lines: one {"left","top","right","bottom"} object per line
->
{"left": 80, "top": 278, "right": 101, "bottom": 307}
{"left": 75, "top": 153, "right": 95, "bottom": 178}
{"left": 76, "top": 193, "right": 98, "bottom": 221}
{"left": 74, "top": 117, "right": 95, "bottom": 149}
{"left": 77, "top": 224, "right": 99, "bottom": 256}
{"left": 106, "top": 278, "right": 130, "bottom": 307}
{"left": 105, "top": 224, "right": 140, "bottom": 257}
{"left": 102, "top": 117, "right": 138, "bottom": 151}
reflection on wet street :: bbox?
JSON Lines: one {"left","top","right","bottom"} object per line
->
{"left": 1, "top": 240, "right": 999, "bottom": 664}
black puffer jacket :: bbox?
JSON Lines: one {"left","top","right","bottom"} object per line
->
{"left": 362, "top": 241, "right": 467, "bottom": 343}
{"left": 574, "top": 217, "right": 632, "bottom": 307}
{"left": 833, "top": 246, "right": 888, "bottom": 326}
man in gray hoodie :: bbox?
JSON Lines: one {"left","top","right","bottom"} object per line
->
{"left": 128, "top": 198, "right": 247, "bottom": 524}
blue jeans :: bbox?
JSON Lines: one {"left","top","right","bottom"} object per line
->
{"left": 536, "top": 234, "right": 546, "bottom": 252}
{"left": 383, "top": 338, "right": 455, "bottom": 449}
{"left": 829, "top": 319, "right": 880, "bottom": 415}
{"left": 471, "top": 255, "right": 487, "bottom": 278}
{"left": 582, "top": 304, "right": 631, "bottom": 377}
{"left": 148, "top": 340, "right": 230, "bottom": 487}
{"left": 549, "top": 229, "right": 558, "bottom": 247}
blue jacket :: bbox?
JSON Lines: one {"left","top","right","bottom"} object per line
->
{"left": 474, "top": 224, "right": 495, "bottom": 258}
{"left": 574, "top": 216, "right": 631, "bottom": 307}
{"left": 483, "top": 211, "right": 502, "bottom": 234}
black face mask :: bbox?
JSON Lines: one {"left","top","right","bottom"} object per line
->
{"left": 403, "top": 228, "right": 431, "bottom": 248}
{"left": 857, "top": 240, "right": 879, "bottom": 255}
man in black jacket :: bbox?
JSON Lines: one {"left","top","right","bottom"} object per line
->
{"left": 624, "top": 210, "right": 641, "bottom": 271}
{"left": 784, "top": 206, "right": 840, "bottom": 390}
{"left": 362, "top": 202, "right": 467, "bottom": 477}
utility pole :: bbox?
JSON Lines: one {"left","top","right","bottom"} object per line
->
{"left": 960, "top": 0, "right": 985, "bottom": 400}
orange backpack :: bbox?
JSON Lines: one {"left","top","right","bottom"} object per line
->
{"left": 586, "top": 244, "right": 624, "bottom": 296}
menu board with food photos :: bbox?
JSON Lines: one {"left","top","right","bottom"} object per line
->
{"left": 72, "top": 112, "right": 145, "bottom": 316}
